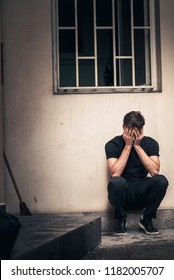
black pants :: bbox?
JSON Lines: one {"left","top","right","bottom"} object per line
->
{"left": 107, "top": 175, "right": 168, "bottom": 220}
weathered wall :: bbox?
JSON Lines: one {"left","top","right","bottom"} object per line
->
{"left": 2, "top": 0, "right": 174, "bottom": 214}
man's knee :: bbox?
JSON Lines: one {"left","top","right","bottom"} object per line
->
{"left": 152, "top": 174, "right": 169, "bottom": 191}
{"left": 108, "top": 176, "right": 127, "bottom": 192}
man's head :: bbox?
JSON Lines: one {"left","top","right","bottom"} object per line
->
{"left": 123, "top": 111, "right": 145, "bottom": 132}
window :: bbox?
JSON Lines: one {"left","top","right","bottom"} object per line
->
{"left": 52, "top": 0, "right": 161, "bottom": 94}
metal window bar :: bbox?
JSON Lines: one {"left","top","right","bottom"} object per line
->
{"left": 94, "top": 0, "right": 98, "bottom": 87}
{"left": 55, "top": 0, "right": 59, "bottom": 90}
{"left": 75, "top": 0, "right": 79, "bottom": 87}
{"left": 131, "top": 0, "right": 135, "bottom": 87}
{"left": 112, "top": 0, "right": 116, "bottom": 86}
{"left": 149, "top": 0, "right": 157, "bottom": 89}
{"left": 116, "top": 0, "right": 121, "bottom": 58}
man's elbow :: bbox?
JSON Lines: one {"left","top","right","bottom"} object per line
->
{"left": 150, "top": 169, "right": 159, "bottom": 177}
{"left": 110, "top": 170, "right": 122, "bottom": 177}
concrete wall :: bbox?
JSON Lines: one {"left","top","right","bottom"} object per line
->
{"left": 2, "top": 0, "right": 174, "bottom": 214}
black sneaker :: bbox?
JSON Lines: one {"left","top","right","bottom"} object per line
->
{"left": 115, "top": 218, "right": 127, "bottom": 236}
{"left": 139, "top": 218, "right": 159, "bottom": 235}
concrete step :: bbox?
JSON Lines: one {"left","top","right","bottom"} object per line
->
{"left": 10, "top": 213, "right": 101, "bottom": 260}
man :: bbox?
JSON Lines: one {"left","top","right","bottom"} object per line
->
{"left": 105, "top": 111, "right": 168, "bottom": 235}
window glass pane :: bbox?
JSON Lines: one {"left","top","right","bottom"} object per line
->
{"left": 96, "top": 0, "right": 112, "bottom": 26}
{"left": 78, "top": 0, "right": 94, "bottom": 56}
{"left": 79, "top": 60, "right": 95, "bottom": 86}
{"left": 133, "top": 0, "right": 149, "bottom": 26}
{"left": 115, "top": 0, "right": 132, "bottom": 56}
{"left": 59, "top": 30, "right": 76, "bottom": 87}
{"left": 134, "top": 29, "right": 151, "bottom": 86}
{"left": 116, "top": 59, "right": 132, "bottom": 86}
{"left": 58, "top": 0, "right": 75, "bottom": 27}
{"left": 97, "top": 30, "right": 113, "bottom": 86}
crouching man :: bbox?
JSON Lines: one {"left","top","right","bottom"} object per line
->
{"left": 105, "top": 111, "right": 168, "bottom": 235}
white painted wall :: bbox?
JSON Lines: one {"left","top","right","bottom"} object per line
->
{"left": 2, "top": 0, "right": 174, "bottom": 214}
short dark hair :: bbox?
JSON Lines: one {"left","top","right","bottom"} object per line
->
{"left": 123, "top": 111, "right": 145, "bottom": 129}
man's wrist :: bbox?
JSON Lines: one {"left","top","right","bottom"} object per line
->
{"left": 134, "top": 143, "right": 141, "bottom": 150}
{"left": 125, "top": 143, "right": 133, "bottom": 149}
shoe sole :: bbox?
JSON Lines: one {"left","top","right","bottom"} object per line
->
{"left": 114, "top": 231, "right": 127, "bottom": 236}
{"left": 139, "top": 222, "right": 159, "bottom": 235}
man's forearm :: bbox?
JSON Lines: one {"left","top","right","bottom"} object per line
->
{"left": 111, "top": 145, "right": 132, "bottom": 177}
{"left": 134, "top": 145, "right": 160, "bottom": 176}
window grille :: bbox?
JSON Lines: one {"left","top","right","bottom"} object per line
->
{"left": 52, "top": 0, "right": 161, "bottom": 94}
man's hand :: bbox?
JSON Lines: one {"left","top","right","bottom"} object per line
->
{"left": 123, "top": 127, "right": 135, "bottom": 146}
{"left": 133, "top": 128, "right": 144, "bottom": 146}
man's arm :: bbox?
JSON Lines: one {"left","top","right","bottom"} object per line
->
{"left": 107, "top": 146, "right": 131, "bottom": 177}
{"left": 133, "top": 129, "right": 160, "bottom": 176}
{"left": 107, "top": 128, "right": 134, "bottom": 177}
{"left": 134, "top": 146, "right": 160, "bottom": 176}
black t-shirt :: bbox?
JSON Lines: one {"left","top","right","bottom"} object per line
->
{"left": 105, "top": 135, "right": 159, "bottom": 181}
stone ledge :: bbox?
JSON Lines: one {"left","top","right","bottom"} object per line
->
{"left": 10, "top": 214, "right": 101, "bottom": 260}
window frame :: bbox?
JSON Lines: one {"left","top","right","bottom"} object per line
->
{"left": 52, "top": 0, "right": 162, "bottom": 94}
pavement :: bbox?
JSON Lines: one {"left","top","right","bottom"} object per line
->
{"left": 83, "top": 229, "right": 174, "bottom": 259}
{"left": 83, "top": 210, "right": 174, "bottom": 260}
